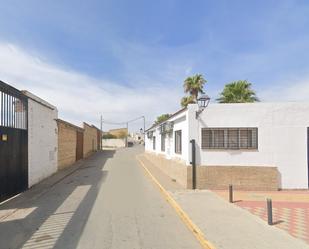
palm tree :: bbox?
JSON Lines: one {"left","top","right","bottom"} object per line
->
{"left": 181, "top": 96, "right": 195, "bottom": 108}
{"left": 154, "top": 114, "right": 170, "bottom": 125}
{"left": 216, "top": 80, "right": 259, "bottom": 103}
{"left": 183, "top": 74, "right": 207, "bottom": 101}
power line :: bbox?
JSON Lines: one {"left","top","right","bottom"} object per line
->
{"left": 102, "top": 115, "right": 145, "bottom": 125}
{"left": 102, "top": 120, "right": 126, "bottom": 125}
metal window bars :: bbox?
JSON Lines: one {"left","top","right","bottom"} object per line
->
{"left": 201, "top": 128, "right": 258, "bottom": 150}
{"left": 0, "top": 81, "right": 28, "bottom": 130}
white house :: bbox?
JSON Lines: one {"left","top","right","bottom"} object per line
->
{"left": 144, "top": 102, "right": 309, "bottom": 190}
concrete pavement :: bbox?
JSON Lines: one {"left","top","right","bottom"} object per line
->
{"left": 0, "top": 146, "right": 201, "bottom": 249}
{"left": 138, "top": 153, "right": 309, "bottom": 249}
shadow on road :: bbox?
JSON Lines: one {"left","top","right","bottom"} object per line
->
{"left": 0, "top": 149, "right": 115, "bottom": 249}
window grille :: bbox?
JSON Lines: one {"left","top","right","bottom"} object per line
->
{"left": 201, "top": 128, "right": 258, "bottom": 150}
{"left": 175, "top": 130, "right": 182, "bottom": 154}
{"left": 0, "top": 82, "right": 28, "bottom": 130}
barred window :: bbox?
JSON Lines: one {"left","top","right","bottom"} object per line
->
{"left": 175, "top": 130, "right": 182, "bottom": 154}
{"left": 161, "top": 134, "right": 165, "bottom": 152}
{"left": 202, "top": 128, "right": 258, "bottom": 150}
{"left": 153, "top": 136, "right": 156, "bottom": 150}
{"left": 228, "top": 129, "right": 239, "bottom": 149}
{"left": 214, "top": 129, "right": 224, "bottom": 148}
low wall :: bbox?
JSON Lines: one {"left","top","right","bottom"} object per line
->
{"left": 102, "top": 138, "right": 126, "bottom": 148}
{"left": 144, "top": 152, "right": 188, "bottom": 188}
{"left": 187, "top": 165, "right": 280, "bottom": 190}
{"left": 143, "top": 152, "right": 280, "bottom": 191}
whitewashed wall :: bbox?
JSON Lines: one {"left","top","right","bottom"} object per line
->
{"left": 145, "top": 102, "right": 309, "bottom": 189}
{"left": 145, "top": 110, "right": 189, "bottom": 164}
{"left": 102, "top": 138, "right": 125, "bottom": 148}
{"left": 195, "top": 103, "right": 309, "bottom": 189}
{"left": 24, "top": 91, "right": 58, "bottom": 187}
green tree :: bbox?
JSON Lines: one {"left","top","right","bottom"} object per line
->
{"left": 155, "top": 114, "right": 170, "bottom": 125}
{"left": 181, "top": 95, "right": 195, "bottom": 108}
{"left": 183, "top": 74, "right": 207, "bottom": 101}
{"left": 217, "top": 80, "right": 259, "bottom": 103}
{"left": 102, "top": 133, "right": 117, "bottom": 139}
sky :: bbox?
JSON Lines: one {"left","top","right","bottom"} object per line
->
{"left": 0, "top": 0, "right": 309, "bottom": 131}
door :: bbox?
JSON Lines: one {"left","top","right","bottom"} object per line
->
{"left": 0, "top": 81, "right": 28, "bottom": 202}
{"left": 97, "top": 129, "right": 101, "bottom": 150}
{"left": 76, "top": 131, "right": 83, "bottom": 160}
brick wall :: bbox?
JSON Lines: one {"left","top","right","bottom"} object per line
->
{"left": 186, "top": 166, "right": 280, "bottom": 191}
{"left": 143, "top": 152, "right": 280, "bottom": 191}
{"left": 57, "top": 120, "right": 83, "bottom": 170}
{"left": 83, "top": 123, "right": 98, "bottom": 158}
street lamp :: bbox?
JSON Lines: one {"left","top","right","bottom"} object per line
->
{"left": 196, "top": 94, "right": 210, "bottom": 118}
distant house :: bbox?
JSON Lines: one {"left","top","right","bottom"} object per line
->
{"left": 145, "top": 103, "right": 309, "bottom": 190}
{"left": 108, "top": 127, "right": 128, "bottom": 138}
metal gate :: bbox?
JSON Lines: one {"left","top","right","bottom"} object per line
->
{"left": 0, "top": 81, "right": 28, "bottom": 202}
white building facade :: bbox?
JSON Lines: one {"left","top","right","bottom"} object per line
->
{"left": 23, "top": 91, "right": 58, "bottom": 187}
{"left": 145, "top": 103, "right": 309, "bottom": 189}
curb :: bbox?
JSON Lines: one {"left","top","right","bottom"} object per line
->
{"left": 136, "top": 155, "right": 216, "bottom": 249}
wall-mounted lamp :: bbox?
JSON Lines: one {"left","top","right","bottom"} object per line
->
{"left": 196, "top": 94, "right": 210, "bottom": 118}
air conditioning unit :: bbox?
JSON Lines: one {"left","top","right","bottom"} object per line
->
{"left": 165, "top": 121, "right": 174, "bottom": 133}
{"left": 160, "top": 121, "right": 174, "bottom": 134}
{"left": 147, "top": 131, "right": 153, "bottom": 138}
{"left": 159, "top": 124, "right": 165, "bottom": 134}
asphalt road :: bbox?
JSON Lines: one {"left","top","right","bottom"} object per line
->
{"left": 0, "top": 146, "right": 201, "bottom": 249}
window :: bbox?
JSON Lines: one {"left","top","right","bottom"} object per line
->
{"left": 161, "top": 134, "right": 165, "bottom": 151}
{"left": 153, "top": 136, "right": 156, "bottom": 150}
{"left": 214, "top": 129, "right": 224, "bottom": 148}
{"left": 175, "top": 130, "right": 182, "bottom": 154}
{"left": 201, "top": 128, "right": 258, "bottom": 150}
{"left": 227, "top": 129, "right": 239, "bottom": 149}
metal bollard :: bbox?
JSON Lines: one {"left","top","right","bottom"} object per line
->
{"left": 190, "top": 139, "right": 196, "bottom": 190}
{"left": 267, "top": 198, "right": 273, "bottom": 225}
{"left": 229, "top": 184, "right": 233, "bottom": 203}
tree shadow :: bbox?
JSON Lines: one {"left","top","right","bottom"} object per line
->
{"left": 0, "top": 150, "right": 115, "bottom": 249}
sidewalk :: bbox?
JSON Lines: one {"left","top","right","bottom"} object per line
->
{"left": 138, "top": 154, "right": 309, "bottom": 249}
{"left": 0, "top": 152, "right": 102, "bottom": 221}
{"left": 215, "top": 190, "right": 309, "bottom": 244}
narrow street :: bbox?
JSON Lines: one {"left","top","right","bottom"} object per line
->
{"left": 0, "top": 146, "right": 201, "bottom": 249}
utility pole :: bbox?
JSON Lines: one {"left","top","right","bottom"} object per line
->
{"left": 126, "top": 122, "right": 128, "bottom": 147}
{"left": 142, "top": 116, "right": 145, "bottom": 145}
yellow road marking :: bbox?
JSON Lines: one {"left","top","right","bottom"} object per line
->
{"left": 136, "top": 155, "right": 216, "bottom": 249}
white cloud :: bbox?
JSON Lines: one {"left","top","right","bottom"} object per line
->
{"left": 0, "top": 43, "right": 184, "bottom": 131}
{"left": 259, "top": 77, "right": 309, "bottom": 102}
